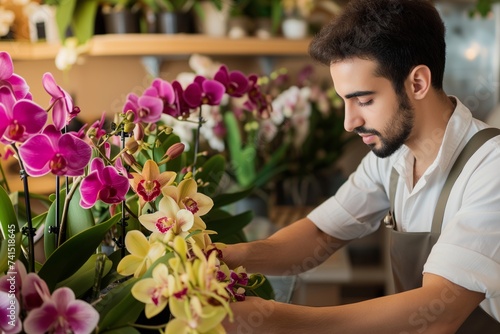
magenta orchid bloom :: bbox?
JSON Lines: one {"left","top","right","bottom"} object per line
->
{"left": 123, "top": 92, "right": 163, "bottom": 124}
{"left": 184, "top": 76, "right": 225, "bottom": 109}
{"left": 88, "top": 112, "right": 107, "bottom": 139}
{"left": 171, "top": 81, "right": 191, "bottom": 118}
{"left": 244, "top": 74, "right": 271, "bottom": 116}
{"left": 18, "top": 124, "right": 92, "bottom": 177}
{"left": 0, "top": 51, "right": 30, "bottom": 100}
{"left": 42, "top": 72, "right": 78, "bottom": 130}
{"left": 144, "top": 78, "right": 178, "bottom": 116}
{"left": 0, "top": 89, "right": 47, "bottom": 144}
{"left": 23, "top": 287, "right": 99, "bottom": 334}
{"left": 79, "top": 157, "right": 130, "bottom": 209}
{"left": 213, "top": 65, "right": 250, "bottom": 97}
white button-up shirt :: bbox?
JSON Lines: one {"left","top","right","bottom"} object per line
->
{"left": 308, "top": 97, "right": 500, "bottom": 319}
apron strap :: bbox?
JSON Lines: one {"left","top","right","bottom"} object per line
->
{"left": 387, "top": 127, "right": 500, "bottom": 232}
{"left": 431, "top": 127, "right": 500, "bottom": 234}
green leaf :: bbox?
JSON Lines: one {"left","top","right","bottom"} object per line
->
{"left": 0, "top": 185, "right": 18, "bottom": 239}
{"left": 195, "top": 154, "right": 226, "bottom": 197}
{"left": 100, "top": 327, "right": 141, "bottom": 334}
{"left": 53, "top": 0, "right": 77, "bottom": 42}
{"left": 94, "top": 277, "right": 141, "bottom": 330}
{"left": 44, "top": 187, "right": 95, "bottom": 258}
{"left": 0, "top": 232, "right": 22, "bottom": 273}
{"left": 38, "top": 213, "right": 121, "bottom": 291}
{"left": 96, "top": 252, "right": 175, "bottom": 331}
{"left": 72, "top": 0, "right": 99, "bottom": 44}
{"left": 211, "top": 186, "right": 255, "bottom": 208}
{"left": 66, "top": 187, "right": 95, "bottom": 237}
{"left": 55, "top": 253, "right": 112, "bottom": 298}
{"left": 246, "top": 275, "right": 275, "bottom": 300}
{"left": 205, "top": 210, "right": 253, "bottom": 243}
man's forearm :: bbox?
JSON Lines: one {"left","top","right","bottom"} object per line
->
{"left": 222, "top": 218, "right": 348, "bottom": 275}
{"left": 226, "top": 274, "right": 485, "bottom": 334}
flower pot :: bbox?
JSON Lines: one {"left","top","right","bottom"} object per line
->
{"left": 282, "top": 17, "right": 308, "bottom": 39}
{"left": 102, "top": 8, "right": 140, "bottom": 34}
{"left": 156, "top": 11, "right": 194, "bottom": 34}
{"left": 195, "top": 1, "right": 230, "bottom": 37}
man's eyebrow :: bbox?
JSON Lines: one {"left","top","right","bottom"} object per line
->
{"left": 344, "top": 91, "right": 375, "bottom": 99}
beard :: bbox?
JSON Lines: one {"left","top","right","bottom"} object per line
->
{"left": 355, "top": 91, "right": 414, "bottom": 158}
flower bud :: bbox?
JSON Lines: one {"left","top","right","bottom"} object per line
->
{"left": 133, "top": 123, "right": 144, "bottom": 141}
{"left": 163, "top": 126, "right": 173, "bottom": 135}
{"left": 125, "top": 110, "right": 135, "bottom": 122}
{"left": 123, "top": 122, "right": 136, "bottom": 133}
{"left": 125, "top": 138, "right": 139, "bottom": 154}
{"left": 122, "top": 152, "right": 137, "bottom": 166}
{"left": 164, "top": 143, "right": 185, "bottom": 161}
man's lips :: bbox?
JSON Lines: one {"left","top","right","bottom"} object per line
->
{"left": 360, "top": 134, "right": 376, "bottom": 145}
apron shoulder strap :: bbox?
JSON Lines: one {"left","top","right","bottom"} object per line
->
{"left": 431, "top": 127, "right": 500, "bottom": 233}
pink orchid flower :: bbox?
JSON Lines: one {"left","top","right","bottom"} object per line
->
{"left": 183, "top": 76, "right": 225, "bottom": 109}
{"left": 18, "top": 124, "right": 92, "bottom": 177}
{"left": 0, "top": 51, "right": 30, "bottom": 100}
{"left": 79, "top": 157, "right": 130, "bottom": 209}
{"left": 144, "top": 78, "right": 178, "bottom": 116}
{"left": 0, "top": 87, "right": 47, "bottom": 144}
{"left": 213, "top": 65, "right": 250, "bottom": 98}
{"left": 23, "top": 287, "right": 99, "bottom": 334}
{"left": 42, "top": 72, "right": 78, "bottom": 130}
{"left": 123, "top": 92, "right": 163, "bottom": 124}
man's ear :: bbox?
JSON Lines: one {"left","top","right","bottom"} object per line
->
{"left": 408, "top": 65, "right": 431, "bottom": 100}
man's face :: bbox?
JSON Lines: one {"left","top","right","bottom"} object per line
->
{"left": 330, "top": 58, "right": 414, "bottom": 158}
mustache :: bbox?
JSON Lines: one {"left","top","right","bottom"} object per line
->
{"left": 354, "top": 127, "right": 381, "bottom": 137}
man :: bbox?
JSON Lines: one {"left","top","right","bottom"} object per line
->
{"left": 222, "top": 0, "right": 500, "bottom": 333}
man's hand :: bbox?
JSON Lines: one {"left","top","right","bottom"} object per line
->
{"left": 223, "top": 297, "right": 277, "bottom": 334}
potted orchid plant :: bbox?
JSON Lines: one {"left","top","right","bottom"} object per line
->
{"left": 0, "top": 50, "right": 274, "bottom": 333}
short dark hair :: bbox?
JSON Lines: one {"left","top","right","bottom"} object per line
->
{"left": 308, "top": 0, "right": 446, "bottom": 94}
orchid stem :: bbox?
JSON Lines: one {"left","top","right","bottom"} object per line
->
{"left": 192, "top": 107, "right": 203, "bottom": 175}
{"left": 54, "top": 175, "right": 60, "bottom": 248}
{"left": 57, "top": 176, "right": 82, "bottom": 247}
{"left": 120, "top": 127, "right": 128, "bottom": 258}
{"left": 12, "top": 145, "right": 35, "bottom": 272}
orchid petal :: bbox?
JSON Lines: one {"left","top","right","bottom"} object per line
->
{"left": 176, "top": 209, "right": 194, "bottom": 232}
{"left": 138, "top": 95, "right": 163, "bottom": 123}
{"left": 142, "top": 160, "right": 160, "bottom": 181}
{"left": 158, "top": 196, "right": 181, "bottom": 218}
{"left": 0, "top": 52, "right": 14, "bottom": 79}
{"left": 202, "top": 80, "right": 225, "bottom": 105}
{"left": 23, "top": 302, "right": 59, "bottom": 333}
{"left": 79, "top": 172, "right": 102, "bottom": 209}
{"left": 117, "top": 255, "right": 144, "bottom": 277}
{"left": 18, "top": 134, "right": 54, "bottom": 176}
{"left": 11, "top": 99, "right": 47, "bottom": 134}
{"left": 22, "top": 273, "right": 50, "bottom": 311}
{"left": 7, "top": 74, "right": 30, "bottom": 100}
{"left": 125, "top": 230, "right": 150, "bottom": 257}
{"left": 138, "top": 211, "right": 166, "bottom": 233}
{"left": 58, "top": 133, "right": 92, "bottom": 175}
{"left": 184, "top": 82, "right": 202, "bottom": 108}
{"left": 52, "top": 288, "right": 99, "bottom": 334}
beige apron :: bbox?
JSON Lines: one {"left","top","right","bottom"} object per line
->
{"left": 384, "top": 128, "right": 500, "bottom": 333}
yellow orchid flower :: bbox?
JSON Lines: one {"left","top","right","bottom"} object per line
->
{"left": 162, "top": 178, "right": 214, "bottom": 217}
{"left": 166, "top": 296, "right": 228, "bottom": 334}
{"left": 130, "top": 159, "right": 177, "bottom": 210}
{"left": 131, "top": 263, "right": 175, "bottom": 318}
{"left": 139, "top": 196, "right": 195, "bottom": 239}
{"left": 117, "top": 230, "right": 165, "bottom": 278}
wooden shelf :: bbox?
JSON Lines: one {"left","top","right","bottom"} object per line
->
{"left": 1, "top": 34, "right": 313, "bottom": 60}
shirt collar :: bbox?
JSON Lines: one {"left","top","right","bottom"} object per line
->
{"left": 391, "top": 96, "right": 473, "bottom": 180}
